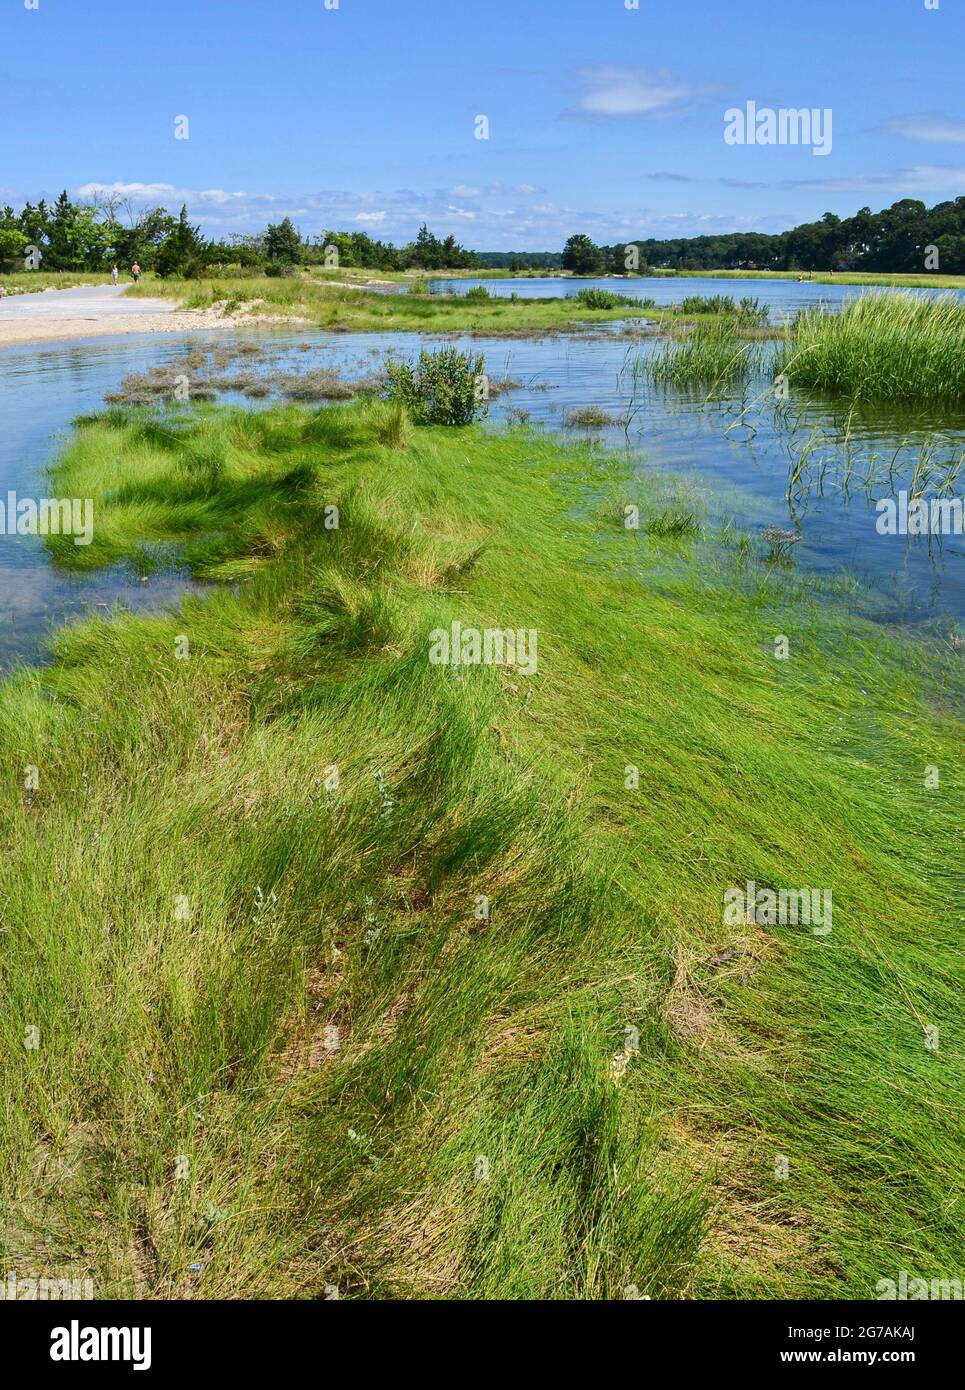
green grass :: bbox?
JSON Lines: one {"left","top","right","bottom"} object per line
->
{"left": 122, "top": 271, "right": 684, "bottom": 336}
{"left": 0, "top": 270, "right": 118, "bottom": 294}
{"left": 778, "top": 292, "right": 965, "bottom": 402}
{"left": 1, "top": 398, "right": 961, "bottom": 1299}
{"left": 570, "top": 288, "right": 651, "bottom": 311}
{"left": 644, "top": 320, "right": 763, "bottom": 389}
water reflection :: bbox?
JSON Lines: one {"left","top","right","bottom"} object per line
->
{"left": 0, "top": 316, "right": 962, "bottom": 673}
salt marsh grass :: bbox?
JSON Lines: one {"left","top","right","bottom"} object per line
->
{"left": 778, "top": 293, "right": 965, "bottom": 402}
{"left": 2, "top": 398, "right": 961, "bottom": 1300}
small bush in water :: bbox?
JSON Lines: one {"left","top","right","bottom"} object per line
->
{"left": 679, "top": 294, "right": 737, "bottom": 316}
{"left": 384, "top": 347, "right": 487, "bottom": 425}
{"left": 573, "top": 287, "right": 638, "bottom": 309}
{"left": 464, "top": 285, "right": 492, "bottom": 300}
{"left": 738, "top": 296, "right": 769, "bottom": 326}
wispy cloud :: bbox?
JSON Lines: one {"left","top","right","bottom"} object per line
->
{"left": 568, "top": 67, "right": 720, "bottom": 120}
{"left": 644, "top": 172, "right": 768, "bottom": 189}
{"left": 54, "top": 177, "right": 785, "bottom": 248}
{"left": 881, "top": 113, "right": 965, "bottom": 144}
{"left": 75, "top": 181, "right": 277, "bottom": 207}
{"left": 785, "top": 164, "right": 965, "bottom": 194}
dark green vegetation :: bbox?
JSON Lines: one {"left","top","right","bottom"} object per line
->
{"left": 7, "top": 192, "right": 965, "bottom": 283}
{"left": 384, "top": 346, "right": 486, "bottom": 425}
{"left": 563, "top": 196, "right": 965, "bottom": 275}
{"left": 0, "top": 191, "right": 476, "bottom": 277}
{"left": 1, "top": 396, "right": 961, "bottom": 1298}
{"left": 572, "top": 287, "right": 653, "bottom": 311}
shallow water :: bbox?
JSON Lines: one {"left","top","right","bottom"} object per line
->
{"left": 0, "top": 312, "right": 962, "bottom": 671}
{"left": 429, "top": 274, "right": 965, "bottom": 322}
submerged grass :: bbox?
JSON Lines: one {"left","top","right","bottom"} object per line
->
{"left": 0, "top": 398, "right": 962, "bottom": 1299}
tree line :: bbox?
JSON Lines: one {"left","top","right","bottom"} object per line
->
{"left": 560, "top": 198, "right": 965, "bottom": 276}
{"left": 4, "top": 191, "right": 965, "bottom": 279}
{"left": 0, "top": 193, "right": 478, "bottom": 277}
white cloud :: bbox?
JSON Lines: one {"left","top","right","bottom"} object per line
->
{"left": 571, "top": 67, "right": 718, "bottom": 119}
{"left": 883, "top": 114, "right": 965, "bottom": 144}
{"left": 37, "top": 176, "right": 786, "bottom": 248}
{"left": 75, "top": 181, "right": 276, "bottom": 207}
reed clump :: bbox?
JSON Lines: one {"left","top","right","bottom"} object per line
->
{"left": 777, "top": 292, "right": 965, "bottom": 402}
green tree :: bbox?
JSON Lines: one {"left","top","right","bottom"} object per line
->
{"left": 561, "top": 234, "right": 604, "bottom": 275}
{"left": 155, "top": 205, "right": 210, "bottom": 278}
{"left": 265, "top": 217, "right": 302, "bottom": 265}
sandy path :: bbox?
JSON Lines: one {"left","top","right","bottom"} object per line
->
{"left": 0, "top": 284, "right": 237, "bottom": 347}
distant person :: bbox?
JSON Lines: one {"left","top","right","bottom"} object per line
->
{"left": 131, "top": 262, "right": 141, "bottom": 284}
{"left": 111, "top": 264, "right": 119, "bottom": 285}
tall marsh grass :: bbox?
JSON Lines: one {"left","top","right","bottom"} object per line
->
{"left": 645, "top": 321, "right": 761, "bottom": 389}
{"left": 778, "top": 292, "right": 965, "bottom": 402}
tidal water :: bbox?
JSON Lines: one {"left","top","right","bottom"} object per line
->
{"left": 0, "top": 306, "right": 962, "bottom": 672}
{"left": 429, "top": 273, "right": 965, "bottom": 322}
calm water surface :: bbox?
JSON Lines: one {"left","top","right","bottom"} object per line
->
{"left": 1, "top": 305, "right": 962, "bottom": 671}
{"left": 429, "top": 274, "right": 965, "bottom": 322}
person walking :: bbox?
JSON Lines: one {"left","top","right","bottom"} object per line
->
{"left": 111, "top": 264, "right": 119, "bottom": 285}
{"left": 131, "top": 262, "right": 141, "bottom": 284}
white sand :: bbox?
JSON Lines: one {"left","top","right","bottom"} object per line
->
{"left": 0, "top": 284, "right": 302, "bottom": 347}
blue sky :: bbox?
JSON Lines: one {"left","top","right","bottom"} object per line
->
{"left": 2, "top": 0, "right": 963, "bottom": 248}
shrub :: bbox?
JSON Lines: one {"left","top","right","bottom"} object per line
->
{"left": 738, "top": 296, "right": 769, "bottom": 326}
{"left": 678, "top": 294, "right": 737, "bottom": 316}
{"left": 464, "top": 285, "right": 491, "bottom": 301}
{"left": 572, "top": 287, "right": 637, "bottom": 310}
{"left": 384, "top": 347, "right": 487, "bottom": 425}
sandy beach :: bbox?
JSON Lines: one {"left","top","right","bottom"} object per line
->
{"left": 0, "top": 283, "right": 246, "bottom": 347}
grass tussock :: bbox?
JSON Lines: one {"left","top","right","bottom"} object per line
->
{"left": 0, "top": 398, "right": 961, "bottom": 1299}
{"left": 778, "top": 292, "right": 965, "bottom": 402}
